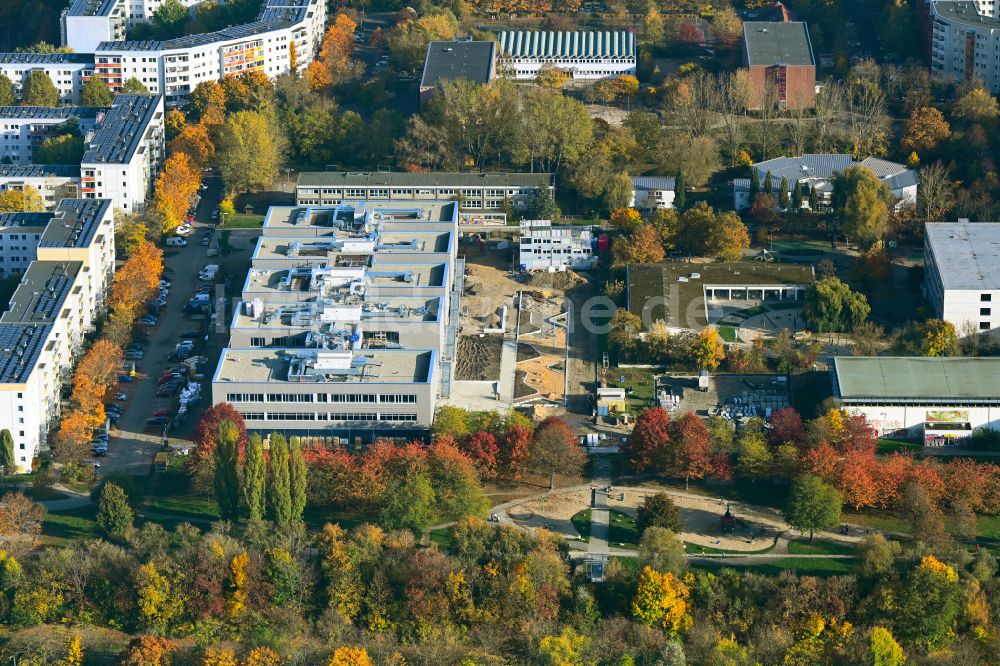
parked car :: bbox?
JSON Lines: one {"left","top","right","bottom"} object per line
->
{"left": 106, "top": 405, "right": 124, "bottom": 414}
{"left": 153, "top": 408, "right": 171, "bottom": 417}
{"left": 145, "top": 416, "right": 169, "bottom": 429}
{"left": 124, "top": 352, "right": 144, "bottom": 362}
{"left": 118, "top": 375, "right": 133, "bottom": 383}
{"left": 160, "top": 278, "right": 172, "bottom": 289}
{"left": 114, "top": 391, "right": 128, "bottom": 400}
{"left": 166, "top": 237, "right": 187, "bottom": 247}
{"left": 137, "top": 316, "right": 158, "bottom": 326}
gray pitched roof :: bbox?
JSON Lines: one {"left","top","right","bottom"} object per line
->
{"left": 743, "top": 22, "right": 814, "bottom": 66}
{"left": 750, "top": 154, "right": 914, "bottom": 189}
{"left": 420, "top": 41, "right": 495, "bottom": 89}
{"left": 631, "top": 176, "right": 675, "bottom": 191}
{"left": 497, "top": 31, "right": 636, "bottom": 59}
{"left": 834, "top": 356, "right": 1000, "bottom": 402}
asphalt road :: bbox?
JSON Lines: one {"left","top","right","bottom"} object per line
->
{"left": 100, "top": 179, "right": 223, "bottom": 476}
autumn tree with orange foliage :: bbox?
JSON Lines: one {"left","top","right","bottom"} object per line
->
{"left": 168, "top": 123, "right": 215, "bottom": 169}
{"left": 190, "top": 80, "right": 226, "bottom": 126}
{"left": 118, "top": 636, "right": 176, "bottom": 666}
{"left": 309, "top": 13, "right": 362, "bottom": 90}
{"left": 612, "top": 224, "right": 666, "bottom": 266}
{"left": 155, "top": 151, "right": 201, "bottom": 232}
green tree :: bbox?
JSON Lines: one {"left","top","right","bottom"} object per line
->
{"left": 213, "top": 421, "right": 241, "bottom": 521}
{"left": 792, "top": 181, "right": 803, "bottom": 209}
{"left": 0, "top": 75, "right": 14, "bottom": 107}
{"left": 636, "top": 493, "right": 682, "bottom": 534}
{"left": 216, "top": 110, "right": 288, "bottom": 194}
{"left": 526, "top": 187, "right": 561, "bottom": 221}
{"left": 736, "top": 431, "right": 773, "bottom": 480}
{"left": 762, "top": 170, "right": 773, "bottom": 194}
{"left": 266, "top": 433, "right": 292, "bottom": 525}
{"left": 0, "top": 430, "right": 13, "bottom": 473}
{"left": 674, "top": 169, "right": 686, "bottom": 209}
{"left": 121, "top": 77, "right": 149, "bottom": 94}
{"left": 832, "top": 166, "right": 893, "bottom": 245}
{"left": 432, "top": 405, "right": 470, "bottom": 440}
{"left": 893, "top": 555, "right": 962, "bottom": 650}
{"left": 152, "top": 0, "right": 188, "bottom": 33}
{"left": 779, "top": 176, "right": 790, "bottom": 208}
{"left": 96, "top": 482, "right": 133, "bottom": 540}
{"left": 21, "top": 70, "right": 59, "bottom": 106}
{"left": 870, "top": 627, "right": 905, "bottom": 666}
{"left": 808, "top": 185, "right": 818, "bottom": 209}
{"left": 784, "top": 474, "right": 841, "bottom": 541}
{"left": 380, "top": 468, "right": 436, "bottom": 533}
{"left": 803, "top": 277, "right": 871, "bottom": 333}
{"left": 80, "top": 76, "right": 113, "bottom": 106}
{"left": 914, "top": 319, "right": 959, "bottom": 357}
{"left": 749, "top": 168, "right": 760, "bottom": 200}
{"left": 288, "top": 438, "right": 307, "bottom": 520}
{"left": 241, "top": 433, "right": 266, "bottom": 521}
{"left": 604, "top": 171, "right": 634, "bottom": 210}
{"left": 529, "top": 417, "right": 585, "bottom": 490}
{"left": 35, "top": 133, "right": 84, "bottom": 164}
{"left": 637, "top": 526, "right": 686, "bottom": 574}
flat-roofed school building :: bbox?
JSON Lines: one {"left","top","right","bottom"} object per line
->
{"left": 833, "top": 356, "right": 1000, "bottom": 445}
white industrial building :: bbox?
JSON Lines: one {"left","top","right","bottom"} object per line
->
{"left": 213, "top": 200, "right": 464, "bottom": 443}
{"left": 0, "top": 199, "right": 116, "bottom": 471}
{"left": 0, "top": 106, "right": 102, "bottom": 164}
{"left": 925, "top": 222, "right": 1000, "bottom": 334}
{"left": 0, "top": 165, "right": 81, "bottom": 209}
{"left": 496, "top": 30, "right": 636, "bottom": 80}
{"left": 834, "top": 357, "right": 1000, "bottom": 445}
{"left": 733, "top": 154, "right": 917, "bottom": 211}
{"left": 629, "top": 176, "right": 676, "bottom": 209}
{"left": 519, "top": 220, "right": 595, "bottom": 272}
{"left": 0, "top": 53, "right": 95, "bottom": 104}
{"left": 930, "top": 1, "right": 1000, "bottom": 94}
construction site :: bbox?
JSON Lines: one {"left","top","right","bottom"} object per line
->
{"left": 514, "top": 292, "right": 569, "bottom": 404}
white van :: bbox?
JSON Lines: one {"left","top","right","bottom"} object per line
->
{"left": 198, "top": 264, "right": 219, "bottom": 280}
{"left": 166, "top": 237, "right": 187, "bottom": 247}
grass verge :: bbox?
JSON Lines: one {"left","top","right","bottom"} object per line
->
{"left": 787, "top": 539, "right": 856, "bottom": 556}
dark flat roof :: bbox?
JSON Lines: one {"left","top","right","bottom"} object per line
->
{"left": 40, "top": 199, "right": 111, "bottom": 248}
{"left": 66, "top": 0, "right": 118, "bottom": 17}
{"left": 0, "top": 53, "right": 93, "bottom": 65}
{"left": 0, "top": 164, "right": 81, "bottom": 179}
{"left": 81, "top": 94, "right": 160, "bottom": 164}
{"left": 0, "top": 212, "right": 51, "bottom": 230}
{"left": 0, "top": 106, "right": 102, "bottom": 120}
{"left": 298, "top": 171, "right": 552, "bottom": 188}
{"left": 421, "top": 41, "right": 495, "bottom": 89}
{"left": 743, "top": 22, "right": 815, "bottom": 66}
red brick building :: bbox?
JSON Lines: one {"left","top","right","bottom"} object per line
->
{"left": 742, "top": 22, "right": 816, "bottom": 110}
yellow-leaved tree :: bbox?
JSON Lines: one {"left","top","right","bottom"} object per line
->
{"left": 327, "top": 646, "right": 372, "bottom": 666}
{"left": 631, "top": 566, "right": 691, "bottom": 636}
{"left": 154, "top": 151, "right": 201, "bottom": 233}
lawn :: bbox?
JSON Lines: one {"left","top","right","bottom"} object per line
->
{"left": 43, "top": 506, "right": 99, "bottom": 546}
{"left": 606, "top": 366, "right": 661, "bottom": 414}
{"left": 717, "top": 325, "right": 740, "bottom": 343}
{"left": 843, "top": 510, "right": 909, "bottom": 534}
{"left": 221, "top": 214, "right": 265, "bottom": 228}
{"left": 143, "top": 496, "right": 220, "bottom": 521}
{"left": 608, "top": 510, "right": 640, "bottom": 549}
{"left": 571, "top": 508, "right": 592, "bottom": 541}
{"left": 692, "top": 556, "right": 855, "bottom": 576}
{"left": 684, "top": 541, "right": 775, "bottom": 555}
{"left": 429, "top": 527, "right": 453, "bottom": 547}
{"left": 787, "top": 539, "right": 856, "bottom": 556}
{"left": 876, "top": 438, "right": 922, "bottom": 454}
{"left": 571, "top": 509, "right": 640, "bottom": 548}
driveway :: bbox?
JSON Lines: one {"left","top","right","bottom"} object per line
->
{"left": 101, "top": 178, "right": 225, "bottom": 476}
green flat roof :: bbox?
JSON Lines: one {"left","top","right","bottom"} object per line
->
{"left": 834, "top": 357, "right": 1000, "bottom": 401}
{"left": 743, "top": 22, "right": 814, "bottom": 67}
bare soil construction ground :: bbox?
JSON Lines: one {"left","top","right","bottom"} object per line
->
{"left": 455, "top": 334, "right": 504, "bottom": 381}
{"left": 516, "top": 293, "right": 568, "bottom": 404}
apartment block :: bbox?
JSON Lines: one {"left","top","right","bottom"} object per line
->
{"left": 0, "top": 53, "right": 95, "bottom": 105}
{"left": 931, "top": 1, "right": 1000, "bottom": 94}
{"left": 0, "top": 165, "right": 81, "bottom": 209}
{"left": 92, "top": 0, "right": 326, "bottom": 105}
{"left": 0, "top": 106, "right": 102, "bottom": 164}
{"left": 62, "top": 0, "right": 128, "bottom": 53}
{"left": 79, "top": 94, "right": 164, "bottom": 212}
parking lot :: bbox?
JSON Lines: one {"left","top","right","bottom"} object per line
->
{"left": 98, "top": 178, "right": 252, "bottom": 475}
